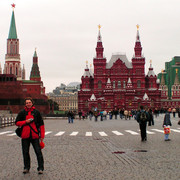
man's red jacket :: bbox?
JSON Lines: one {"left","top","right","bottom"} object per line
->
{"left": 15, "top": 107, "right": 45, "bottom": 139}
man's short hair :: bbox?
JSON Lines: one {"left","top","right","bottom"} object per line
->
{"left": 140, "top": 106, "right": 144, "bottom": 110}
{"left": 25, "top": 97, "right": 34, "bottom": 105}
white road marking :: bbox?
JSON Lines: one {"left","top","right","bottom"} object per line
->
{"left": 151, "top": 129, "right": 164, "bottom": 133}
{"left": 99, "top": 132, "right": 108, "bottom": 136}
{"left": 170, "top": 129, "right": 180, "bottom": 133}
{"left": 146, "top": 130, "right": 155, "bottom": 134}
{"left": 7, "top": 133, "right": 16, "bottom": 136}
{"left": 138, "top": 130, "right": 155, "bottom": 134}
{"left": 70, "top": 132, "right": 79, "bottom": 136}
{"left": 54, "top": 131, "right": 65, "bottom": 136}
{"left": 45, "top": 131, "right": 52, "bottom": 135}
{"left": 0, "top": 131, "right": 13, "bottom": 135}
{"left": 125, "top": 130, "right": 139, "bottom": 135}
{"left": 3, "top": 128, "right": 180, "bottom": 137}
{"left": 112, "top": 131, "right": 123, "bottom": 135}
{"left": 85, "top": 132, "right": 92, "bottom": 136}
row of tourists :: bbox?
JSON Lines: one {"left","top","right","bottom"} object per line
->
{"left": 78, "top": 109, "right": 154, "bottom": 126}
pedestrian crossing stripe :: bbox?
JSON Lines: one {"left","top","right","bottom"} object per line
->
{"left": 112, "top": 131, "right": 123, "bottom": 135}
{"left": 54, "top": 131, "right": 65, "bottom": 136}
{"left": 0, "top": 131, "right": 13, "bottom": 135}
{"left": 146, "top": 130, "right": 155, "bottom": 134}
{"left": 151, "top": 129, "right": 164, "bottom": 133}
{"left": 98, "top": 132, "right": 108, "bottom": 136}
{"left": 138, "top": 130, "right": 155, "bottom": 134}
{"left": 70, "top": 132, "right": 78, "bottom": 136}
{"left": 170, "top": 129, "right": 180, "bottom": 133}
{"left": 45, "top": 131, "right": 52, "bottom": 135}
{"left": 125, "top": 130, "right": 139, "bottom": 135}
{"left": 85, "top": 132, "right": 92, "bottom": 136}
{"left": 1, "top": 128, "right": 180, "bottom": 137}
{"left": 7, "top": 133, "right": 16, "bottom": 136}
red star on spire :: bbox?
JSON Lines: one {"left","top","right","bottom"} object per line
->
{"left": 11, "top": 3, "right": 16, "bottom": 8}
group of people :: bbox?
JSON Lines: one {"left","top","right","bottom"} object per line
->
{"left": 78, "top": 108, "right": 154, "bottom": 126}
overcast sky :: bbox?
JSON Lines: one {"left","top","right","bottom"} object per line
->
{"left": 0, "top": 0, "right": 180, "bottom": 93}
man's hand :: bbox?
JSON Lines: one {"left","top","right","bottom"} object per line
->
{"left": 26, "top": 118, "right": 34, "bottom": 124}
{"left": 26, "top": 119, "right": 31, "bottom": 124}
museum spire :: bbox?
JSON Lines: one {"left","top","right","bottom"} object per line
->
{"left": 134, "top": 24, "right": 142, "bottom": 57}
{"left": 95, "top": 25, "right": 104, "bottom": 58}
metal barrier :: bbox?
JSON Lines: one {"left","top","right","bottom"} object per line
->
{"left": 0, "top": 116, "right": 16, "bottom": 128}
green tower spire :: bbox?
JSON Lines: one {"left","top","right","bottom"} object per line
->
{"left": 33, "top": 48, "right": 37, "bottom": 57}
{"left": 30, "top": 49, "right": 41, "bottom": 81}
{"left": 8, "top": 9, "right": 17, "bottom": 39}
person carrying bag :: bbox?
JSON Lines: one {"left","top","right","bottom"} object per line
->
{"left": 15, "top": 97, "right": 45, "bottom": 174}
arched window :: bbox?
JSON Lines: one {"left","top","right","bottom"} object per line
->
{"left": 98, "top": 81, "right": 102, "bottom": 89}
{"left": 85, "top": 83, "right": 88, "bottom": 88}
{"left": 107, "top": 100, "right": 111, "bottom": 108}
{"left": 113, "top": 81, "right": 116, "bottom": 89}
{"left": 16, "top": 67, "right": 18, "bottom": 76}
{"left": 10, "top": 67, "right": 12, "bottom": 74}
{"left": 118, "top": 81, "right": 121, "bottom": 89}
{"left": 151, "top": 82, "right": 153, "bottom": 88}
{"left": 137, "top": 80, "right": 141, "bottom": 88}
{"left": 123, "top": 81, "right": 126, "bottom": 88}
{"left": 98, "top": 103, "right": 101, "bottom": 110}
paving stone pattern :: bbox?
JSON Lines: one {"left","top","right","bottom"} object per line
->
{"left": 0, "top": 114, "right": 180, "bottom": 180}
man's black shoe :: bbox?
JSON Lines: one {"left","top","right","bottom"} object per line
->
{"left": 23, "top": 169, "right": 29, "bottom": 174}
{"left": 38, "top": 170, "right": 43, "bottom": 174}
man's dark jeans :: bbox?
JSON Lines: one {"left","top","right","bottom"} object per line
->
{"left": 21, "top": 138, "right": 44, "bottom": 171}
{"left": 139, "top": 122, "right": 147, "bottom": 141}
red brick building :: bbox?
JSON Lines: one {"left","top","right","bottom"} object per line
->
{"left": 0, "top": 5, "right": 49, "bottom": 114}
{"left": 78, "top": 25, "right": 161, "bottom": 112}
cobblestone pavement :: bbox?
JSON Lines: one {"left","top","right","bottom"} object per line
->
{"left": 0, "top": 114, "right": 180, "bottom": 180}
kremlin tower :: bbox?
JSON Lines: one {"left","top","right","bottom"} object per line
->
{"left": 3, "top": 4, "right": 23, "bottom": 80}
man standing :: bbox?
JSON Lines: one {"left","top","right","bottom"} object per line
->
{"left": 15, "top": 97, "right": 45, "bottom": 174}
{"left": 136, "top": 106, "right": 149, "bottom": 141}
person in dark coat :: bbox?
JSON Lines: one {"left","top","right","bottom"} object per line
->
{"left": 15, "top": 97, "right": 45, "bottom": 174}
{"left": 67, "top": 111, "right": 72, "bottom": 123}
{"left": 148, "top": 109, "right": 154, "bottom": 126}
{"left": 136, "top": 106, "right": 149, "bottom": 141}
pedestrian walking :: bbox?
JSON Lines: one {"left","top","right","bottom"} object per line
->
{"left": 78, "top": 111, "right": 82, "bottom": 120}
{"left": 94, "top": 111, "right": 98, "bottom": 121}
{"left": 136, "top": 106, "right": 149, "bottom": 141}
{"left": 128, "top": 110, "right": 132, "bottom": 120}
{"left": 172, "top": 108, "right": 176, "bottom": 118}
{"left": 103, "top": 110, "right": 107, "bottom": 120}
{"left": 148, "top": 109, "right": 154, "bottom": 126}
{"left": 119, "top": 109, "right": 124, "bottom": 119}
{"left": 67, "top": 111, "right": 72, "bottom": 123}
{"left": 15, "top": 97, "right": 45, "bottom": 174}
{"left": 114, "top": 108, "right": 118, "bottom": 120}
{"left": 89, "top": 110, "right": 93, "bottom": 120}
{"left": 124, "top": 110, "right": 128, "bottom": 120}
{"left": 100, "top": 110, "right": 103, "bottom": 121}
{"left": 163, "top": 108, "right": 172, "bottom": 141}
{"left": 109, "top": 110, "right": 113, "bottom": 120}
{"left": 82, "top": 111, "right": 85, "bottom": 120}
